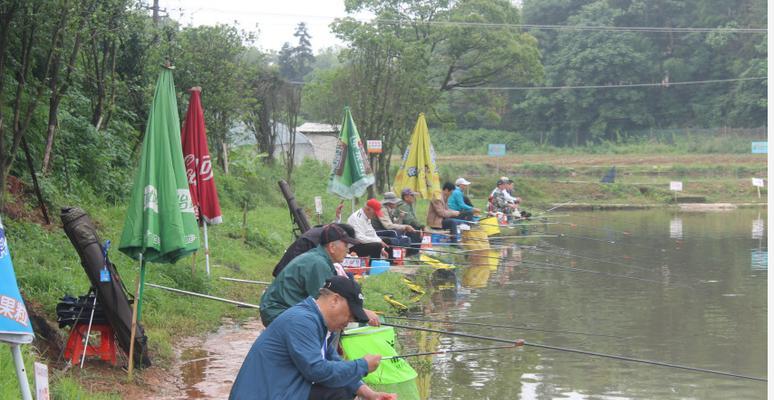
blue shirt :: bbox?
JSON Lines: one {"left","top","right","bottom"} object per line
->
{"left": 447, "top": 187, "right": 473, "bottom": 212}
{"left": 230, "top": 297, "right": 368, "bottom": 400}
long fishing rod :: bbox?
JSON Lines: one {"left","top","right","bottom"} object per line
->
{"left": 523, "top": 246, "right": 654, "bottom": 273}
{"left": 219, "top": 277, "right": 272, "bottom": 285}
{"left": 384, "top": 315, "right": 629, "bottom": 339}
{"left": 146, "top": 283, "right": 261, "bottom": 309}
{"left": 383, "top": 344, "right": 519, "bottom": 360}
{"left": 384, "top": 322, "right": 766, "bottom": 382}
{"left": 519, "top": 259, "right": 679, "bottom": 287}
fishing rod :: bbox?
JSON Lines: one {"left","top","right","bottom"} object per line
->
{"left": 488, "top": 234, "right": 559, "bottom": 240}
{"left": 219, "top": 277, "right": 272, "bottom": 285}
{"left": 523, "top": 246, "right": 654, "bottom": 273}
{"left": 384, "top": 322, "right": 766, "bottom": 382}
{"left": 146, "top": 283, "right": 261, "bottom": 309}
{"left": 383, "top": 344, "right": 519, "bottom": 360}
{"left": 384, "top": 315, "right": 629, "bottom": 339}
{"left": 519, "top": 259, "right": 679, "bottom": 287}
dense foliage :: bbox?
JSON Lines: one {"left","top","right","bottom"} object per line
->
{"left": 0, "top": 0, "right": 765, "bottom": 208}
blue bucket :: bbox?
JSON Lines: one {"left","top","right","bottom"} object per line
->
{"left": 369, "top": 260, "right": 391, "bottom": 275}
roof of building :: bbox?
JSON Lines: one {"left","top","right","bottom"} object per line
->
{"left": 297, "top": 122, "right": 340, "bottom": 135}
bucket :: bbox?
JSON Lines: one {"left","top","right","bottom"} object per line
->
{"left": 430, "top": 233, "right": 449, "bottom": 244}
{"left": 391, "top": 247, "right": 404, "bottom": 265}
{"left": 369, "top": 259, "right": 391, "bottom": 275}
{"left": 420, "top": 232, "right": 433, "bottom": 249}
{"left": 462, "top": 229, "right": 490, "bottom": 250}
{"left": 342, "top": 256, "right": 369, "bottom": 276}
{"left": 479, "top": 216, "right": 501, "bottom": 236}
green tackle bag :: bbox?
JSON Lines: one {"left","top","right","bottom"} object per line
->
{"left": 341, "top": 326, "right": 418, "bottom": 385}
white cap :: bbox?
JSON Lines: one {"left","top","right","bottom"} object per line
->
{"left": 455, "top": 177, "right": 471, "bottom": 186}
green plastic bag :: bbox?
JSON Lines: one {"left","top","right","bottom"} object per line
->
{"left": 341, "top": 326, "right": 418, "bottom": 385}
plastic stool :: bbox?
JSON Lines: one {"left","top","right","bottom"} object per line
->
{"left": 64, "top": 323, "right": 117, "bottom": 366}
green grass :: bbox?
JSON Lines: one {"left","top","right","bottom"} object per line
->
{"left": 1, "top": 148, "right": 767, "bottom": 398}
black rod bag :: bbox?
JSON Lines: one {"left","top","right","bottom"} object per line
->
{"left": 60, "top": 207, "right": 151, "bottom": 367}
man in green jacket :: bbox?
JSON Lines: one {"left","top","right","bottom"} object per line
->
{"left": 259, "top": 224, "right": 381, "bottom": 327}
{"left": 396, "top": 188, "right": 425, "bottom": 231}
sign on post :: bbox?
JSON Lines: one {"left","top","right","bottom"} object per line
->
{"left": 751, "top": 141, "right": 768, "bottom": 154}
{"left": 669, "top": 181, "right": 682, "bottom": 203}
{"left": 366, "top": 140, "right": 382, "bottom": 154}
{"left": 487, "top": 144, "right": 506, "bottom": 174}
{"left": 34, "top": 362, "right": 49, "bottom": 400}
{"left": 314, "top": 196, "right": 323, "bottom": 225}
{"left": 487, "top": 144, "right": 506, "bottom": 157}
{"left": 752, "top": 178, "right": 765, "bottom": 198}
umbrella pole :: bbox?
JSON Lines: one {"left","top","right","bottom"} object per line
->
{"left": 127, "top": 255, "right": 146, "bottom": 380}
{"left": 203, "top": 220, "right": 210, "bottom": 276}
{"left": 10, "top": 344, "right": 33, "bottom": 400}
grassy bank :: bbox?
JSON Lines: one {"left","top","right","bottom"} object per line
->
{"left": 0, "top": 149, "right": 767, "bottom": 399}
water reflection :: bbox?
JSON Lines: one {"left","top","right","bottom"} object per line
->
{"left": 411, "top": 208, "right": 767, "bottom": 399}
{"left": 669, "top": 217, "right": 683, "bottom": 239}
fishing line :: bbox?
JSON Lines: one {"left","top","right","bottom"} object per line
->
{"left": 384, "top": 315, "right": 629, "bottom": 339}
{"left": 523, "top": 246, "right": 655, "bottom": 273}
{"left": 383, "top": 344, "right": 518, "bottom": 360}
{"left": 519, "top": 259, "right": 685, "bottom": 287}
{"left": 384, "top": 322, "right": 766, "bottom": 382}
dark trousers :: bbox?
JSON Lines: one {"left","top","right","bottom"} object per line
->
{"left": 309, "top": 384, "right": 353, "bottom": 400}
{"left": 404, "top": 230, "right": 422, "bottom": 256}
{"left": 350, "top": 242, "right": 383, "bottom": 259}
{"left": 441, "top": 218, "right": 459, "bottom": 243}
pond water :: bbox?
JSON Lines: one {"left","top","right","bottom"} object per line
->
{"left": 401, "top": 208, "right": 767, "bottom": 399}
{"left": 171, "top": 208, "right": 767, "bottom": 399}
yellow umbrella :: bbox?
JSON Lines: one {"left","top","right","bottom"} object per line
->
{"left": 393, "top": 113, "right": 441, "bottom": 199}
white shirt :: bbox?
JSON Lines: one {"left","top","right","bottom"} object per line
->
{"left": 347, "top": 208, "right": 382, "bottom": 243}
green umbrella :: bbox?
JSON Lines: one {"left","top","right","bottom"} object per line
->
{"left": 119, "top": 66, "right": 199, "bottom": 377}
{"left": 328, "top": 107, "right": 375, "bottom": 198}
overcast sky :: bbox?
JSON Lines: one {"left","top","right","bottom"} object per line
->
{"left": 165, "top": 0, "right": 365, "bottom": 53}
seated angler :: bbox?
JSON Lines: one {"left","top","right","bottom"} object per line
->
{"left": 346, "top": 198, "right": 390, "bottom": 260}
{"left": 271, "top": 223, "right": 357, "bottom": 277}
{"left": 396, "top": 188, "right": 425, "bottom": 252}
{"left": 371, "top": 192, "right": 419, "bottom": 256}
{"left": 260, "top": 224, "right": 380, "bottom": 328}
{"left": 491, "top": 178, "right": 520, "bottom": 220}
{"left": 427, "top": 182, "right": 461, "bottom": 243}
{"left": 231, "top": 276, "right": 396, "bottom": 400}
{"left": 447, "top": 177, "right": 480, "bottom": 220}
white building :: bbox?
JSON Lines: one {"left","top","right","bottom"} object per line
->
{"left": 297, "top": 122, "right": 341, "bottom": 165}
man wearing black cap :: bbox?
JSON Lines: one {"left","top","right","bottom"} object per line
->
{"left": 260, "top": 224, "right": 380, "bottom": 327}
{"left": 272, "top": 223, "right": 359, "bottom": 277}
{"left": 230, "top": 276, "right": 396, "bottom": 400}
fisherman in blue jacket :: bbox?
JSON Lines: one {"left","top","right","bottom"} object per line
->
{"left": 447, "top": 177, "right": 480, "bottom": 220}
{"left": 229, "top": 276, "right": 396, "bottom": 400}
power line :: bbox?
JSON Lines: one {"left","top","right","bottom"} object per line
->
{"left": 179, "top": 8, "right": 767, "bottom": 34}
{"left": 375, "top": 18, "right": 767, "bottom": 33}
{"left": 449, "top": 77, "right": 766, "bottom": 91}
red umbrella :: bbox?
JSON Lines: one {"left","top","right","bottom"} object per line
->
{"left": 181, "top": 87, "right": 222, "bottom": 275}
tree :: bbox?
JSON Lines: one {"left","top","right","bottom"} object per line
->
{"left": 307, "top": 0, "right": 542, "bottom": 191}
{"left": 172, "top": 24, "right": 249, "bottom": 174}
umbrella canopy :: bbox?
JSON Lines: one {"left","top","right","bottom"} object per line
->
{"left": 119, "top": 67, "right": 200, "bottom": 263}
{"left": 181, "top": 87, "right": 222, "bottom": 225}
{"left": 327, "top": 107, "right": 374, "bottom": 199}
{"left": 0, "top": 217, "right": 34, "bottom": 345}
{"left": 393, "top": 113, "right": 441, "bottom": 199}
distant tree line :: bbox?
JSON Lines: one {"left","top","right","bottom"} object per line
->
{"left": 0, "top": 0, "right": 765, "bottom": 207}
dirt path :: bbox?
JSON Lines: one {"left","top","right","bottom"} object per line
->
{"left": 149, "top": 318, "right": 263, "bottom": 399}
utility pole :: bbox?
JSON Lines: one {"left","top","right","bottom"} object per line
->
{"left": 145, "top": 0, "right": 166, "bottom": 26}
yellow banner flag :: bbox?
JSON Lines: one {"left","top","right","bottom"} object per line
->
{"left": 393, "top": 113, "right": 441, "bottom": 199}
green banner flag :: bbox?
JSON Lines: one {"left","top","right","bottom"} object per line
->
{"left": 328, "top": 107, "right": 375, "bottom": 199}
{"left": 119, "top": 67, "right": 200, "bottom": 263}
